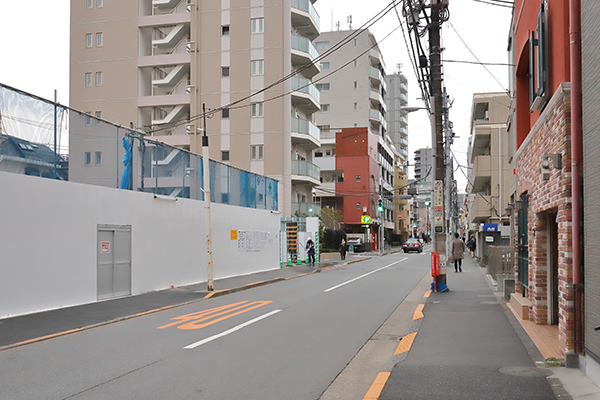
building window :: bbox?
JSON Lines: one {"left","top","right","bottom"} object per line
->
{"left": 251, "top": 102, "right": 263, "bottom": 117}
{"left": 221, "top": 193, "right": 230, "bottom": 204}
{"left": 85, "top": 152, "right": 91, "bottom": 166}
{"left": 315, "top": 151, "right": 323, "bottom": 157}
{"left": 354, "top": 60, "right": 357, "bottom": 68}
{"left": 222, "top": 25, "right": 230, "bottom": 35}
{"left": 316, "top": 83, "right": 329, "bottom": 91}
{"left": 251, "top": 18, "right": 264, "bottom": 33}
{"left": 356, "top": 202, "right": 361, "bottom": 209}
{"left": 95, "top": 72, "right": 103, "bottom": 86}
{"left": 251, "top": 145, "right": 264, "bottom": 160}
{"left": 325, "top": 149, "right": 331, "bottom": 156}
{"left": 221, "top": 151, "right": 230, "bottom": 161}
{"left": 251, "top": 60, "right": 264, "bottom": 75}
{"left": 86, "top": 33, "right": 92, "bottom": 48}
{"left": 321, "top": 62, "right": 330, "bottom": 69}
{"left": 354, "top": 102, "right": 358, "bottom": 110}
{"left": 356, "top": 175, "right": 361, "bottom": 182}
{"left": 473, "top": 102, "right": 489, "bottom": 121}
{"left": 86, "top": 0, "right": 93, "bottom": 9}
{"left": 354, "top": 38, "right": 358, "bottom": 46}
{"left": 222, "top": 67, "right": 230, "bottom": 77}
{"left": 321, "top": 104, "right": 330, "bottom": 112}
{"left": 85, "top": 73, "right": 92, "bottom": 87}
{"left": 95, "top": 151, "right": 102, "bottom": 166}
{"left": 95, "top": 111, "right": 102, "bottom": 124}
{"left": 222, "top": 108, "right": 229, "bottom": 119}
{"left": 96, "top": 33, "right": 103, "bottom": 47}
{"left": 96, "top": 0, "right": 103, "bottom": 7}
{"left": 85, "top": 113, "right": 92, "bottom": 126}
{"left": 315, "top": 41, "right": 330, "bottom": 50}
{"left": 353, "top": 81, "right": 357, "bottom": 89}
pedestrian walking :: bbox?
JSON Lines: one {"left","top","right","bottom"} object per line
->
{"left": 467, "top": 235, "right": 477, "bottom": 258}
{"left": 451, "top": 232, "right": 465, "bottom": 272}
{"left": 306, "top": 237, "right": 316, "bottom": 265}
{"left": 339, "top": 237, "right": 346, "bottom": 260}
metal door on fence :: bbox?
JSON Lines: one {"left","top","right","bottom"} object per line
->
{"left": 97, "top": 225, "right": 131, "bottom": 300}
{"left": 517, "top": 195, "right": 529, "bottom": 288}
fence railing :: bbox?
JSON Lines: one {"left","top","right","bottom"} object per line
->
{"left": 0, "top": 83, "right": 278, "bottom": 211}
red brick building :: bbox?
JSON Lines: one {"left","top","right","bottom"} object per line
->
{"left": 509, "top": 0, "right": 582, "bottom": 366}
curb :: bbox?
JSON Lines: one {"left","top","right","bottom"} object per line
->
{"left": 1, "top": 256, "right": 375, "bottom": 352}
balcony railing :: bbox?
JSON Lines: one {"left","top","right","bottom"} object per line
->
{"left": 291, "top": 202, "right": 321, "bottom": 216}
{"left": 291, "top": 117, "right": 320, "bottom": 142}
{"left": 291, "top": 0, "right": 320, "bottom": 29}
{"left": 291, "top": 76, "right": 320, "bottom": 105}
{"left": 292, "top": 160, "right": 320, "bottom": 181}
{"left": 291, "top": 35, "right": 319, "bottom": 61}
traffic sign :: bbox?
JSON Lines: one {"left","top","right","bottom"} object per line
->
{"left": 361, "top": 215, "right": 372, "bottom": 224}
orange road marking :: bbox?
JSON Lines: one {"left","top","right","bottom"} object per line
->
{"left": 157, "top": 301, "right": 272, "bottom": 330}
{"left": 394, "top": 332, "right": 417, "bottom": 355}
{"left": 413, "top": 304, "right": 424, "bottom": 320}
{"left": 424, "top": 290, "right": 431, "bottom": 298}
{"left": 204, "top": 289, "right": 228, "bottom": 299}
{"left": 10, "top": 328, "right": 83, "bottom": 348}
{"left": 363, "top": 372, "right": 391, "bottom": 400}
{"left": 246, "top": 281, "right": 264, "bottom": 286}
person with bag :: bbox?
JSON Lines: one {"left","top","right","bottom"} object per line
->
{"left": 451, "top": 232, "right": 466, "bottom": 272}
{"left": 339, "top": 237, "right": 346, "bottom": 260}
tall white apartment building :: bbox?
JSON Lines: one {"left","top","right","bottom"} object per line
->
{"left": 384, "top": 68, "right": 409, "bottom": 165}
{"left": 312, "top": 29, "right": 395, "bottom": 234}
{"left": 69, "top": 0, "right": 322, "bottom": 216}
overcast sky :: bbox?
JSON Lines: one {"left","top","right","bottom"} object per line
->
{"left": 0, "top": 0, "right": 512, "bottom": 192}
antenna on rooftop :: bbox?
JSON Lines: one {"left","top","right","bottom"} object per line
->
{"left": 347, "top": 15, "right": 352, "bottom": 29}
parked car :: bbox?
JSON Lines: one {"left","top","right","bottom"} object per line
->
{"left": 346, "top": 237, "right": 364, "bottom": 252}
{"left": 403, "top": 238, "right": 423, "bottom": 253}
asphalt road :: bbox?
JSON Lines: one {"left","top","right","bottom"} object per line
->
{"left": 0, "top": 252, "right": 431, "bottom": 400}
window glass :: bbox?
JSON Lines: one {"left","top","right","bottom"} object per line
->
{"left": 96, "top": 33, "right": 103, "bottom": 47}
{"left": 321, "top": 104, "right": 330, "bottom": 112}
{"left": 95, "top": 72, "right": 103, "bottom": 86}
{"left": 85, "top": 152, "right": 91, "bottom": 166}
{"left": 353, "top": 81, "right": 357, "bottom": 89}
{"left": 321, "top": 62, "right": 330, "bottom": 69}
{"left": 251, "top": 145, "right": 264, "bottom": 160}
{"left": 356, "top": 175, "right": 361, "bottom": 182}
{"left": 221, "top": 151, "right": 230, "bottom": 161}
{"left": 222, "top": 26, "right": 230, "bottom": 35}
{"left": 95, "top": 111, "right": 102, "bottom": 125}
{"left": 251, "top": 102, "right": 263, "bottom": 117}
{"left": 95, "top": 151, "right": 102, "bottom": 166}
{"left": 86, "top": 0, "right": 93, "bottom": 9}
{"left": 315, "top": 41, "right": 330, "bottom": 50}
{"left": 85, "top": 113, "right": 92, "bottom": 126}
{"left": 96, "top": 0, "right": 103, "bottom": 7}
{"left": 251, "top": 18, "right": 264, "bottom": 33}
{"left": 222, "top": 67, "right": 230, "bottom": 77}
{"left": 85, "top": 73, "right": 92, "bottom": 87}
{"left": 316, "top": 83, "right": 329, "bottom": 91}
{"left": 222, "top": 108, "right": 229, "bottom": 118}
{"left": 86, "top": 33, "right": 92, "bottom": 48}
{"left": 251, "top": 60, "right": 264, "bottom": 75}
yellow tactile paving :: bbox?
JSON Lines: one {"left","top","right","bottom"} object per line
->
{"left": 394, "top": 332, "right": 417, "bottom": 355}
{"left": 363, "top": 372, "right": 391, "bottom": 400}
{"left": 413, "top": 304, "right": 424, "bottom": 320}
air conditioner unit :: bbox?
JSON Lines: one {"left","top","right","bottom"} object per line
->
{"left": 186, "top": 41, "right": 196, "bottom": 53}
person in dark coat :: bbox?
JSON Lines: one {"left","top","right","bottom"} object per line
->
{"left": 451, "top": 232, "right": 466, "bottom": 272}
{"left": 306, "top": 237, "right": 316, "bottom": 265}
{"left": 339, "top": 237, "right": 346, "bottom": 260}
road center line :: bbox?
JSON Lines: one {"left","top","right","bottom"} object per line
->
{"left": 184, "top": 309, "right": 282, "bottom": 349}
{"left": 324, "top": 258, "right": 408, "bottom": 293}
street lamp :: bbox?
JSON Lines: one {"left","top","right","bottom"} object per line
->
{"left": 400, "top": 106, "right": 429, "bottom": 113}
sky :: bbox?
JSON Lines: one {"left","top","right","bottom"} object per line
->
{"left": 0, "top": 0, "right": 513, "bottom": 192}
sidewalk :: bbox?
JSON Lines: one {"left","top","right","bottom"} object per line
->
{"left": 0, "top": 251, "right": 372, "bottom": 351}
{"left": 378, "top": 254, "right": 600, "bottom": 400}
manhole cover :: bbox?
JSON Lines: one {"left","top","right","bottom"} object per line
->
{"left": 499, "top": 366, "right": 552, "bottom": 377}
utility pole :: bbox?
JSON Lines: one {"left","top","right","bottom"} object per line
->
{"left": 429, "top": 0, "right": 446, "bottom": 257}
{"left": 202, "top": 103, "right": 214, "bottom": 291}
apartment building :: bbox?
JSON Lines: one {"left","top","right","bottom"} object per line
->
{"left": 465, "top": 92, "right": 511, "bottom": 235}
{"left": 311, "top": 29, "right": 394, "bottom": 245}
{"left": 385, "top": 69, "right": 409, "bottom": 165}
{"left": 411, "top": 148, "right": 432, "bottom": 239}
{"left": 69, "top": 0, "right": 322, "bottom": 216}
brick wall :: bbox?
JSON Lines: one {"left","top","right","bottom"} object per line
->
{"left": 515, "top": 84, "right": 573, "bottom": 355}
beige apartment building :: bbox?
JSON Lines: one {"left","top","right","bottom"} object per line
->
{"left": 465, "top": 92, "right": 512, "bottom": 234}
{"left": 70, "top": 0, "right": 322, "bottom": 216}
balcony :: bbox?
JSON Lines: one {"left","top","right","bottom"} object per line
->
{"left": 312, "top": 156, "right": 335, "bottom": 172}
{"left": 369, "top": 87, "right": 386, "bottom": 110}
{"left": 291, "top": 160, "right": 320, "bottom": 185}
{"left": 291, "top": 117, "right": 320, "bottom": 148}
{"left": 470, "top": 195, "right": 493, "bottom": 221}
{"left": 291, "top": 202, "right": 321, "bottom": 216}
{"left": 369, "top": 108, "right": 387, "bottom": 131}
{"left": 291, "top": 35, "right": 320, "bottom": 78}
{"left": 291, "top": 76, "right": 320, "bottom": 113}
{"left": 314, "top": 182, "right": 336, "bottom": 198}
{"left": 291, "top": 0, "right": 320, "bottom": 38}
{"left": 369, "top": 66, "right": 386, "bottom": 93}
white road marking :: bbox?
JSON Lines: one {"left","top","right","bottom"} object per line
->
{"left": 184, "top": 309, "right": 282, "bottom": 349}
{"left": 324, "top": 258, "right": 408, "bottom": 293}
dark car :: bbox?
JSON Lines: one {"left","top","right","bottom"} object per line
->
{"left": 402, "top": 238, "right": 423, "bottom": 253}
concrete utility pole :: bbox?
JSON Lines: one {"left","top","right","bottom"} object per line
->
{"left": 429, "top": 0, "right": 446, "bottom": 257}
{"left": 202, "top": 103, "right": 214, "bottom": 291}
